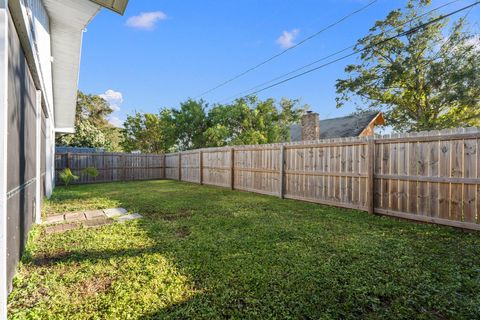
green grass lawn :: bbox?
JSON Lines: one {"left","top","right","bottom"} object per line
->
{"left": 8, "top": 180, "right": 480, "bottom": 319}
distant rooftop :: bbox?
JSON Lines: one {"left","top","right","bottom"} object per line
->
{"left": 290, "top": 111, "right": 382, "bottom": 141}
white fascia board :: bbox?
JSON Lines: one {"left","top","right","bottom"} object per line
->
{"left": 55, "top": 127, "right": 75, "bottom": 134}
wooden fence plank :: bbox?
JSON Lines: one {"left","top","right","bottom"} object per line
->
{"left": 464, "top": 139, "right": 477, "bottom": 223}
{"left": 279, "top": 145, "right": 285, "bottom": 198}
{"left": 56, "top": 128, "right": 480, "bottom": 231}
{"left": 56, "top": 152, "right": 165, "bottom": 184}
{"left": 451, "top": 140, "right": 463, "bottom": 221}
{"left": 367, "top": 139, "right": 375, "bottom": 215}
{"left": 230, "top": 148, "right": 235, "bottom": 190}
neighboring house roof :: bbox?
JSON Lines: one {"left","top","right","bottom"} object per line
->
{"left": 290, "top": 111, "right": 384, "bottom": 141}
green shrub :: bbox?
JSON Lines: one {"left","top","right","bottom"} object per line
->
{"left": 59, "top": 168, "right": 79, "bottom": 186}
{"left": 82, "top": 166, "right": 99, "bottom": 179}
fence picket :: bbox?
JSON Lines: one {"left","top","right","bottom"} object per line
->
{"left": 55, "top": 128, "right": 480, "bottom": 230}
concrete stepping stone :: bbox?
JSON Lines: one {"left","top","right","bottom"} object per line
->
{"left": 44, "top": 214, "right": 65, "bottom": 224}
{"left": 84, "top": 210, "right": 105, "bottom": 220}
{"left": 43, "top": 208, "right": 139, "bottom": 232}
{"left": 117, "top": 213, "right": 143, "bottom": 223}
{"left": 104, "top": 208, "right": 128, "bottom": 218}
{"left": 64, "top": 212, "right": 86, "bottom": 222}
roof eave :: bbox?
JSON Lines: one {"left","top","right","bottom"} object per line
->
{"left": 88, "top": 0, "right": 129, "bottom": 15}
{"left": 359, "top": 112, "right": 385, "bottom": 136}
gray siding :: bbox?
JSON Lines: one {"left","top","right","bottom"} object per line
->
{"left": 6, "top": 14, "right": 38, "bottom": 292}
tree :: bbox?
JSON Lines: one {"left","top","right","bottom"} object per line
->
{"left": 173, "top": 99, "right": 208, "bottom": 150}
{"left": 336, "top": 0, "right": 480, "bottom": 132}
{"left": 121, "top": 96, "right": 306, "bottom": 152}
{"left": 121, "top": 110, "right": 176, "bottom": 153}
{"left": 56, "top": 120, "right": 111, "bottom": 149}
{"left": 204, "top": 96, "right": 307, "bottom": 147}
{"left": 75, "top": 91, "right": 113, "bottom": 127}
{"left": 56, "top": 91, "right": 124, "bottom": 151}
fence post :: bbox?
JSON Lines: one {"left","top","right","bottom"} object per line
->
{"left": 178, "top": 152, "right": 182, "bottom": 181}
{"left": 367, "top": 138, "right": 375, "bottom": 215}
{"left": 199, "top": 150, "right": 203, "bottom": 185}
{"left": 230, "top": 148, "right": 235, "bottom": 190}
{"left": 279, "top": 145, "right": 285, "bottom": 199}
{"left": 163, "top": 153, "right": 166, "bottom": 179}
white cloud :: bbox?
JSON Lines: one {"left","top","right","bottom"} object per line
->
{"left": 99, "top": 89, "right": 124, "bottom": 128}
{"left": 100, "top": 89, "right": 123, "bottom": 112}
{"left": 276, "top": 29, "right": 300, "bottom": 49}
{"left": 126, "top": 11, "right": 167, "bottom": 30}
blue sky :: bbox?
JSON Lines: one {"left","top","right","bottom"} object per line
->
{"left": 78, "top": 0, "right": 479, "bottom": 127}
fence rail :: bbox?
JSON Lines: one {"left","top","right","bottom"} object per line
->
{"left": 55, "top": 127, "right": 480, "bottom": 231}
{"left": 164, "top": 128, "right": 480, "bottom": 231}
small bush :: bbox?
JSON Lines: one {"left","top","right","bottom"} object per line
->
{"left": 83, "top": 167, "right": 99, "bottom": 179}
{"left": 59, "top": 168, "right": 79, "bottom": 186}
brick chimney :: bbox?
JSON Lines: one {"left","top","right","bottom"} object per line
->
{"left": 301, "top": 111, "right": 320, "bottom": 141}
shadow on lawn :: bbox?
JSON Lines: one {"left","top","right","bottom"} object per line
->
{"left": 35, "top": 180, "right": 480, "bottom": 319}
{"left": 30, "top": 244, "right": 159, "bottom": 267}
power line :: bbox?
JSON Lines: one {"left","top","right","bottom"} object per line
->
{"left": 220, "top": 0, "right": 476, "bottom": 103}
{"left": 193, "top": 0, "right": 378, "bottom": 99}
{"left": 218, "top": 0, "right": 463, "bottom": 103}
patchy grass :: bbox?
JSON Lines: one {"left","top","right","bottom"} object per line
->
{"left": 8, "top": 180, "right": 480, "bottom": 319}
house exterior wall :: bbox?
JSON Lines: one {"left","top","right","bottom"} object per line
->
{"left": 15, "top": 0, "right": 53, "bottom": 115}
{"left": 6, "top": 10, "right": 38, "bottom": 294}
{"left": 0, "top": 1, "right": 56, "bottom": 314}
{"left": 0, "top": 0, "right": 126, "bottom": 316}
{"left": 0, "top": 2, "right": 9, "bottom": 317}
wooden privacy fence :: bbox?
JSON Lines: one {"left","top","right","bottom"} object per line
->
{"left": 165, "top": 128, "right": 480, "bottom": 231}
{"left": 55, "top": 152, "right": 165, "bottom": 184}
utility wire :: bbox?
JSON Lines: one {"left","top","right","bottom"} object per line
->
{"left": 194, "top": 0, "right": 378, "bottom": 98}
{"left": 219, "top": 0, "right": 463, "bottom": 103}
{"left": 220, "top": 0, "right": 477, "bottom": 103}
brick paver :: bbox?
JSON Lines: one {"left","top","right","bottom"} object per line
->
{"left": 44, "top": 214, "right": 64, "bottom": 224}
{"left": 43, "top": 208, "right": 139, "bottom": 234}
{"left": 45, "top": 223, "right": 80, "bottom": 234}
{"left": 64, "top": 212, "right": 86, "bottom": 222}
{"left": 83, "top": 218, "right": 113, "bottom": 228}
{"left": 84, "top": 210, "right": 105, "bottom": 220}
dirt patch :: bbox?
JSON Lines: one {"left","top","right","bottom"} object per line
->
{"left": 161, "top": 209, "right": 191, "bottom": 221}
{"left": 32, "top": 249, "right": 74, "bottom": 266}
{"left": 76, "top": 275, "right": 114, "bottom": 298}
{"left": 176, "top": 226, "right": 191, "bottom": 239}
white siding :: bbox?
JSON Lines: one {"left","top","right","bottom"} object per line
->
{"left": 19, "top": 0, "right": 54, "bottom": 117}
